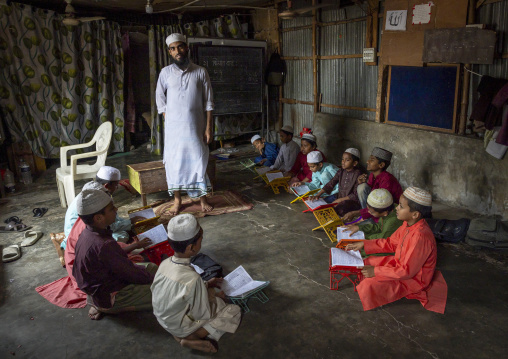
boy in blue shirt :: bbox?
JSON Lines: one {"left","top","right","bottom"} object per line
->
{"left": 251, "top": 134, "right": 279, "bottom": 167}
{"left": 292, "top": 151, "right": 339, "bottom": 197}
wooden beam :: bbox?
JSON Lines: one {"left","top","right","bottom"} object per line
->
{"left": 282, "top": 53, "right": 380, "bottom": 60}
{"left": 312, "top": 0, "right": 318, "bottom": 113}
{"left": 280, "top": 98, "right": 314, "bottom": 105}
{"left": 321, "top": 103, "right": 376, "bottom": 112}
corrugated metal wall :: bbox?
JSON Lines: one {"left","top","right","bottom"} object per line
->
{"left": 281, "top": 3, "right": 378, "bottom": 132}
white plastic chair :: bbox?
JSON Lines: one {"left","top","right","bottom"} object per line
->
{"left": 56, "top": 121, "right": 113, "bottom": 207}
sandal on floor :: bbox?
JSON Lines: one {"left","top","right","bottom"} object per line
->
{"left": 0, "top": 221, "right": 32, "bottom": 232}
{"left": 21, "top": 231, "right": 43, "bottom": 247}
{"left": 33, "top": 208, "right": 48, "bottom": 218}
{"left": 4, "top": 216, "right": 21, "bottom": 224}
{"left": 2, "top": 245, "right": 21, "bottom": 263}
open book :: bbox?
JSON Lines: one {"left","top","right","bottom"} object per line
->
{"left": 221, "top": 265, "right": 269, "bottom": 298}
{"left": 240, "top": 159, "right": 256, "bottom": 169}
{"left": 137, "top": 224, "right": 168, "bottom": 248}
{"left": 330, "top": 248, "right": 364, "bottom": 267}
{"left": 255, "top": 167, "right": 272, "bottom": 176}
{"left": 337, "top": 227, "right": 365, "bottom": 241}
{"left": 303, "top": 198, "right": 328, "bottom": 210}
{"left": 129, "top": 207, "right": 156, "bottom": 220}
{"left": 265, "top": 171, "right": 284, "bottom": 182}
{"left": 291, "top": 184, "right": 311, "bottom": 196}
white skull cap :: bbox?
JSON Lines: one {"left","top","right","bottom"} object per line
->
{"left": 167, "top": 214, "right": 201, "bottom": 241}
{"left": 166, "top": 33, "right": 187, "bottom": 47}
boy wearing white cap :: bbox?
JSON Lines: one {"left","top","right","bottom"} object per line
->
{"left": 309, "top": 148, "right": 364, "bottom": 216}
{"left": 269, "top": 125, "right": 300, "bottom": 172}
{"left": 251, "top": 134, "right": 279, "bottom": 167}
{"left": 292, "top": 151, "right": 340, "bottom": 197}
{"left": 62, "top": 166, "right": 136, "bottom": 249}
{"left": 285, "top": 131, "right": 326, "bottom": 186}
{"left": 73, "top": 190, "right": 157, "bottom": 320}
{"left": 343, "top": 147, "right": 403, "bottom": 224}
{"left": 344, "top": 188, "right": 402, "bottom": 240}
{"left": 151, "top": 214, "right": 241, "bottom": 353}
{"left": 346, "top": 187, "right": 448, "bottom": 314}
{"left": 156, "top": 33, "right": 214, "bottom": 215}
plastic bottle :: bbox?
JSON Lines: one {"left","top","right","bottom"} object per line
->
{"left": 4, "top": 168, "right": 15, "bottom": 192}
{"left": 19, "top": 159, "right": 32, "bottom": 184}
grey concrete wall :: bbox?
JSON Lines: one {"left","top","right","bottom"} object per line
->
{"left": 313, "top": 113, "right": 508, "bottom": 220}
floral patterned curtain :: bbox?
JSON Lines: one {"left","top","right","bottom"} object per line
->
{"left": 0, "top": 2, "right": 124, "bottom": 158}
{"left": 148, "top": 24, "right": 180, "bottom": 155}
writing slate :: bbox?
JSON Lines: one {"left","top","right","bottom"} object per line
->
{"left": 196, "top": 46, "right": 264, "bottom": 115}
{"left": 387, "top": 66, "right": 458, "bottom": 131}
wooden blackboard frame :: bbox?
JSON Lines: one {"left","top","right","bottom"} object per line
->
{"left": 385, "top": 64, "right": 460, "bottom": 133}
{"left": 194, "top": 45, "right": 265, "bottom": 116}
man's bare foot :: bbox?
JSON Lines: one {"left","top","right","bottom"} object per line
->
{"left": 180, "top": 339, "right": 218, "bottom": 353}
{"left": 169, "top": 200, "right": 181, "bottom": 215}
{"left": 88, "top": 306, "right": 103, "bottom": 320}
{"left": 200, "top": 197, "right": 213, "bottom": 212}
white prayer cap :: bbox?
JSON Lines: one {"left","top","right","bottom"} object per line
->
{"left": 345, "top": 148, "right": 360, "bottom": 159}
{"left": 403, "top": 187, "right": 432, "bottom": 207}
{"left": 82, "top": 180, "right": 106, "bottom": 192}
{"left": 367, "top": 189, "right": 393, "bottom": 209}
{"left": 76, "top": 189, "right": 112, "bottom": 215}
{"left": 280, "top": 125, "right": 294, "bottom": 134}
{"left": 307, "top": 151, "right": 323, "bottom": 163}
{"left": 301, "top": 133, "right": 317, "bottom": 143}
{"left": 251, "top": 134, "right": 261, "bottom": 144}
{"left": 96, "top": 166, "right": 121, "bottom": 181}
{"left": 166, "top": 33, "right": 186, "bottom": 47}
{"left": 167, "top": 214, "right": 201, "bottom": 241}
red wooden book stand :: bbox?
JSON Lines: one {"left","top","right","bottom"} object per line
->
{"left": 328, "top": 250, "right": 364, "bottom": 292}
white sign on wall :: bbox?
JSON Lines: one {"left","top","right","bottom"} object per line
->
{"left": 412, "top": 2, "right": 434, "bottom": 25}
{"left": 385, "top": 10, "right": 407, "bottom": 31}
{"left": 363, "top": 48, "right": 375, "bottom": 62}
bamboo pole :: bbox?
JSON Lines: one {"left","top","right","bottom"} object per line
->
{"left": 312, "top": 0, "right": 318, "bottom": 113}
{"left": 459, "top": 0, "right": 476, "bottom": 135}
{"left": 276, "top": 2, "right": 283, "bottom": 131}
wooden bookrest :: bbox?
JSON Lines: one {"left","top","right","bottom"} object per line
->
{"left": 329, "top": 250, "right": 364, "bottom": 292}
{"left": 311, "top": 207, "right": 344, "bottom": 243}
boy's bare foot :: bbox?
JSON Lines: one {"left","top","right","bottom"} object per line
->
{"left": 88, "top": 306, "right": 103, "bottom": 320}
{"left": 200, "top": 197, "right": 213, "bottom": 212}
{"left": 180, "top": 339, "right": 218, "bottom": 353}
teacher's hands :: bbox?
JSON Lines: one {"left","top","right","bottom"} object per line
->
{"left": 204, "top": 128, "right": 213, "bottom": 144}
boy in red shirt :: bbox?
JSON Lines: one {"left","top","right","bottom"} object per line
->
{"left": 346, "top": 187, "right": 448, "bottom": 314}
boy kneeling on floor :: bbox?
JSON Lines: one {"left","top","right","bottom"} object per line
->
{"left": 151, "top": 214, "right": 241, "bottom": 354}
{"left": 73, "top": 189, "right": 157, "bottom": 320}
{"left": 346, "top": 187, "right": 448, "bottom": 314}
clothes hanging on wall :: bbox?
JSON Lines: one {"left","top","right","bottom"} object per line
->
{"left": 469, "top": 76, "right": 508, "bottom": 132}
{"left": 493, "top": 83, "right": 508, "bottom": 146}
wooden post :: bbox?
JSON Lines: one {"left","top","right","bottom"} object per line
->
{"left": 276, "top": 3, "right": 284, "bottom": 131}
{"left": 312, "top": 0, "right": 319, "bottom": 113}
{"left": 459, "top": 0, "right": 476, "bottom": 135}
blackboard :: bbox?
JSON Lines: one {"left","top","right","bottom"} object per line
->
{"left": 196, "top": 46, "right": 264, "bottom": 115}
{"left": 386, "top": 65, "right": 459, "bottom": 132}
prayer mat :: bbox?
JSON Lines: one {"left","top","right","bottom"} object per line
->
{"left": 153, "top": 190, "right": 253, "bottom": 223}
{"left": 50, "top": 232, "right": 66, "bottom": 267}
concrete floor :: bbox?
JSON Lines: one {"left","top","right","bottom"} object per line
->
{"left": 1, "top": 145, "right": 507, "bottom": 359}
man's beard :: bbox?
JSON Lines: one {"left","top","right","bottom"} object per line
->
{"left": 172, "top": 54, "right": 189, "bottom": 68}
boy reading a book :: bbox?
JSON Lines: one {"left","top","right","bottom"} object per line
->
{"left": 343, "top": 147, "right": 402, "bottom": 223}
{"left": 345, "top": 187, "right": 448, "bottom": 314}
{"left": 251, "top": 134, "right": 279, "bottom": 167}
{"left": 292, "top": 151, "right": 339, "bottom": 197}
{"left": 344, "top": 189, "right": 402, "bottom": 240}
{"left": 308, "top": 148, "right": 363, "bottom": 216}
{"left": 270, "top": 125, "right": 300, "bottom": 172}
{"left": 151, "top": 214, "right": 241, "bottom": 353}
{"left": 73, "top": 189, "right": 157, "bottom": 320}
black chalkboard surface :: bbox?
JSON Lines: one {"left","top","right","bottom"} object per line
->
{"left": 196, "top": 46, "right": 264, "bottom": 115}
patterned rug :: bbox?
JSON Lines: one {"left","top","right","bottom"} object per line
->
{"left": 153, "top": 190, "right": 253, "bottom": 224}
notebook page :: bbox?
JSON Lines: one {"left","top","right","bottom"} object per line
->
{"left": 129, "top": 207, "right": 155, "bottom": 220}
{"left": 292, "top": 184, "right": 311, "bottom": 196}
{"left": 304, "top": 198, "right": 328, "bottom": 210}
{"left": 330, "top": 248, "right": 364, "bottom": 267}
{"left": 137, "top": 224, "right": 168, "bottom": 248}
{"left": 265, "top": 172, "right": 284, "bottom": 182}
{"left": 337, "top": 227, "right": 365, "bottom": 241}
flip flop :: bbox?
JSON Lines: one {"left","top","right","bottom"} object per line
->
{"left": 21, "top": 231, "right": 43, "bottom": 247}
{"left": 0, "top": 221, "right": 32, "bottom": 232}
{"left": 2, "top": 245, "right": 21, "bottom": 263}
{"left": 4, "top": 216, "right": 21, "bottom": 224}
{"left": 33, "top": 208, "right": 48, "bottom": 218}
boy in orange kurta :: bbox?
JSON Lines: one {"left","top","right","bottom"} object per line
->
{"left": 346, "top": 187, "right": 448, "bottom": 314}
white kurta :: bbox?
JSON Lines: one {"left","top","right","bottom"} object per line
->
{"left": 151, "top": 256, "right": 241, "bottom": 341}
{"left": 156, "top": 63, "right": 214, "bottom": 196}
{"left": 270, "top": 140, "right": 300, "bottom": 172}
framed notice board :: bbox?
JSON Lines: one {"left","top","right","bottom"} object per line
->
{"left": 386, "top": 65, "right": 459, "bottom": 132}
{"left": 195, "top": 45, "right": 264, "bottom": 115}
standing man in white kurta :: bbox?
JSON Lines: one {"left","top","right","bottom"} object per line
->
{"left": 156, "top": 33, "right": 214, "bottom": 214}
